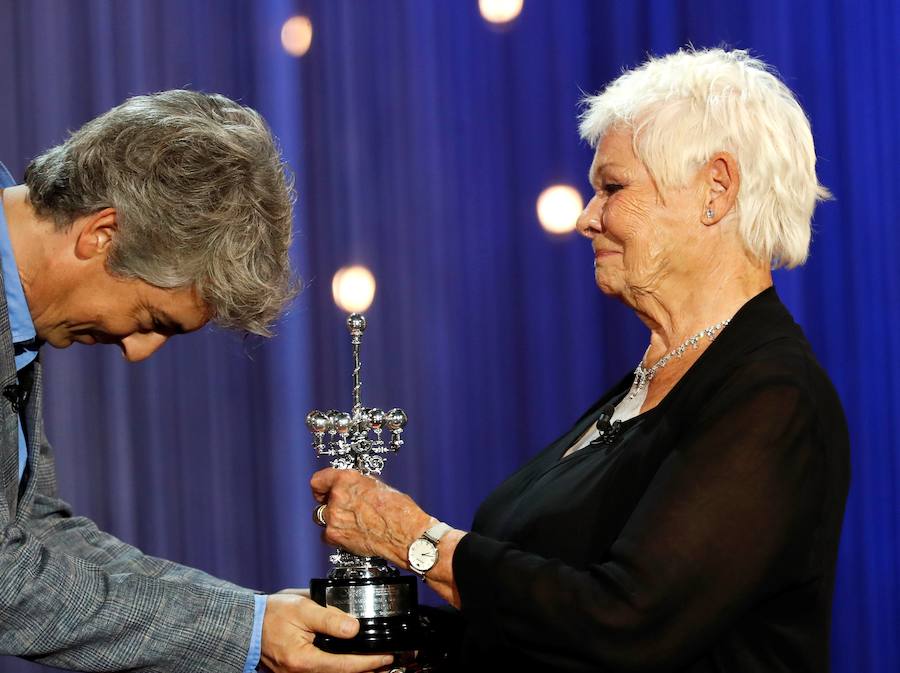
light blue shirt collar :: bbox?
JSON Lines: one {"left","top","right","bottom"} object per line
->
{"left": 0, "top": 162, "right": 38, "bottom": 350}
{"left": 1, "top": 161, "right": 38, "bottom": 482}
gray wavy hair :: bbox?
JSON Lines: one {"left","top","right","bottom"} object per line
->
{"left": 24, "top": 89, "right": 298, "bottom": 336}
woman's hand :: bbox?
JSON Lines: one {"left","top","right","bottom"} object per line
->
{"left": 310, "top": 468, "right": 431, "bottom": 566}
{"left": 310, "top": 468, "right": 465, "bottom": 608}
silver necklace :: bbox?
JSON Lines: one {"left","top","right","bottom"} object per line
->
{"left": 630, "top": 319, "right": 731, "bottom": 399}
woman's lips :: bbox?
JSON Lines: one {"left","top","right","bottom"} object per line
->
{"left": 593, "top": 250, "right": 621, "bottom": 269}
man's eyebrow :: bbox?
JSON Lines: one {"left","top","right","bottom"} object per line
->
{"left": 151, "top": 310, "right": 186, "bottom": 335}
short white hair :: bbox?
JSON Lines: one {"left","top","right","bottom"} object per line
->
{"left": 579, "top": 47, "right": 830, "bottom": 269}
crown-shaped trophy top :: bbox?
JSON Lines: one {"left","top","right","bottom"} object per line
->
{"left": 305, "top": 313, "right": 407, "bottom": 475}
{"left": 346, "top": 312, "right": 366, "bottom": 336}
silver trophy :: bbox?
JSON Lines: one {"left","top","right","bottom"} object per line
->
{"left": 306, "top": 313, "right": 419, "bottom": 653}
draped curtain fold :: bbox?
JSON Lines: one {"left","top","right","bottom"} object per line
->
{"left": 0, "top": 1, "right": 895, "bottom": 671}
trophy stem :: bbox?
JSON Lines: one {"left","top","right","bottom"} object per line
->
{"left": 349, "top": 314, "right": 363, "bottom": 411}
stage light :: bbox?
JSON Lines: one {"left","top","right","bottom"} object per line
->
{"left": 281, "top": 16, "right": 313, "bottom": 57}
{"left": 536, "top": 184, "right": 583, "bottom": 235}
{"left": 332, "top": 265, "right": 377, "bottom": 313}
{"left": 479, "top": 0, "right": 524, "bottom": 24}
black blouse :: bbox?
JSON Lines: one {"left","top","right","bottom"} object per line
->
{"left": 450, "top": 287, "right": 850, "bottom": 672}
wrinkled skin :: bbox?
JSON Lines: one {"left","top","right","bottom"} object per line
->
{"left": 310, "top": 469, "right": 464, "bottom": 608}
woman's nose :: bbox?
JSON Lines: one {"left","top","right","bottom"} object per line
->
{"left": 576, "top": 196, "right": 603, "bottom": 239}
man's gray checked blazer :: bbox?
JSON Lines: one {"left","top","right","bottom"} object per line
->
{"left": 0, "top": 256, "right": 257, "bottom": 670}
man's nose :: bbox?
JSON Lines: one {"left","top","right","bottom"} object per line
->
{"left": 576, "top": 195, "right": 603, "bottom": 239}
{"left": 119, "top": 332, "right": 170, "bottom": 362}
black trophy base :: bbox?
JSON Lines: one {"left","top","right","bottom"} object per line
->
{"left": 310, "top": 574, "right": 420, "bottom": 653}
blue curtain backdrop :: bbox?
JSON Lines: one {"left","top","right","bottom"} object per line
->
{"left": 0, "top": 0, "right": 896, "bottom": 671}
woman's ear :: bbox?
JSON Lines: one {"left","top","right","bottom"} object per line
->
{"left": 702, "top": 152, "right": 740, "bottom": 226}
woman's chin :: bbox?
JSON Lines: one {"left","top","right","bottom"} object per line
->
{"left": 594, "top": 273, "right": 622, "bottom": 297}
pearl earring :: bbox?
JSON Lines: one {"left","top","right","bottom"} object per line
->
{"left": 705, "top": 208, "right": 715, "bottom": 220}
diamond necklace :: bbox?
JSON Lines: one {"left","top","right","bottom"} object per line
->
{"left": 629, "top": 318, "right": 731, "bottom": 399}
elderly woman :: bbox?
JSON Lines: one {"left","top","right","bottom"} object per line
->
{"left": 312, "top": 48, "right": 849, "bottom": 672}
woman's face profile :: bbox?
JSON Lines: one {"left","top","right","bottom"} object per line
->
{"left": 576, "top": 129, "right": 709, "bottom": 303}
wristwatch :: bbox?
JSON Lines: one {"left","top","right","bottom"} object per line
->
{"left": 407, "top": 521, "right": 452, "bottom": 578}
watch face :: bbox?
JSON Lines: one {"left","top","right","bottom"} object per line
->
{"left": 408, "top": 538, "right": 438, "bottom": 572}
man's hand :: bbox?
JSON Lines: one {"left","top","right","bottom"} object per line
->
{"left": 276, "top": 587, "right": 311, "bottom": 598}
{"left": 260, "top": 594, "right": 393, "bottom": 673}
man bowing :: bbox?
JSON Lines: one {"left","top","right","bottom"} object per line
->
{"left": 0, "top": 90, "right": 391, "bottom": 673}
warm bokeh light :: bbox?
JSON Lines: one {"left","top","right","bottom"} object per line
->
{"left": 281, "top": 16, "right": 313, "bottom": 57}
{"left": 478, "top": 0, "right": 524, "bottom": 24}
{"left": 536, "top": 184, "right": 584, "bottom": 234}
{"left": 332, "top": 265, "right": 377, "bottom": 313}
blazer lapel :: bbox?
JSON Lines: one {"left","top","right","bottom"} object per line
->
{"left": 16, "top": 357, "right": 44, "bottom": 519}
{"left": 0, "top": 270, "right": 21, "bottom": 521}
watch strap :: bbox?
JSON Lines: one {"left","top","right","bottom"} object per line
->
{"left": 422, "top": 521, "right": 452, "bottom": 545}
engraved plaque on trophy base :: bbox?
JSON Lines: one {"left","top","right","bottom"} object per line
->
{"left": 310, "top": 573, "right": 419, "bottom": 653}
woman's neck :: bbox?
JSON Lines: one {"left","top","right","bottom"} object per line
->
{"left": 631, "top": 262, "right": 772, "bottom": 364}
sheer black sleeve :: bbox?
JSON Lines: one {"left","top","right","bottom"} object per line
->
{"left": 453, "top": 359, "right": 832, "bottom": 671}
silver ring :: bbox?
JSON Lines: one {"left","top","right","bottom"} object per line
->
{"left": 313, "top": 504, "right": 327, "bottom": 527}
